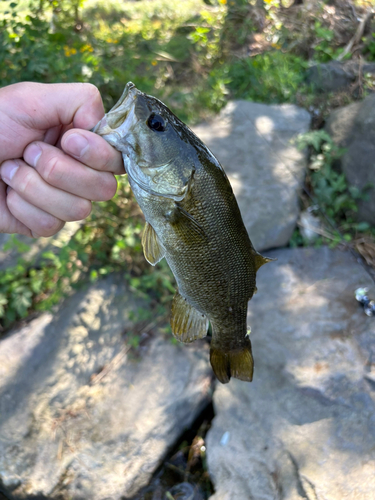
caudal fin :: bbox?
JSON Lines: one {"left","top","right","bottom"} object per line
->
{"left": 210, "top": 337, "right": 254, "bottom": 384}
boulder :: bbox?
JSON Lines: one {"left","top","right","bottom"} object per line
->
{"left": 0, "top": 276, "right": 212, "bottom": 499}
{"left": 206, "top": 247, "right": 375, "bottom": 500}
{"left": 325, "top": 94, "right": 375, "bottom": 225}
{"left": 306, "top": 60, "right": 375, "bottom": 93}
{"left": 192, "top": 101, "right": 311, "bottom": 252}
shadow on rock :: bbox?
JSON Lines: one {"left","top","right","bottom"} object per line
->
{"left": 0, "top": 276, "right": 213, "bottom": 500}
{"left": 207, "top": 247, "right": 375, "bottom": 500}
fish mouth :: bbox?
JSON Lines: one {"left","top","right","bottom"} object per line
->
{"left": 92, "top": 82, "right": 139, "bottom": 143}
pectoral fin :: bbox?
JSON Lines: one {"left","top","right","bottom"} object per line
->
{"left": 165, "top": 204, "right": 206, "bottom": 238}
{"left": 171, "top": 291, "right": 209, "bottom": 343}
{"left": 142, "top": 222, "right": 165, "bottom": 265}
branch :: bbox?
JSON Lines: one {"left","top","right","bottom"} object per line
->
{"left": 336, "top": 8, "right": 374, "bottom": 61}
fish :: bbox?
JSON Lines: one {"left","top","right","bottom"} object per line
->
{"left": 93, "top": 82, "right": 273, "bottom": 384}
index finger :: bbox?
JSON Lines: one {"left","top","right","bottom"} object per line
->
{"left": 6, "top": 82, "right": 104, "bottom": 130}
{"left": 0, "top": 82, "right": 106, "bottom": 162}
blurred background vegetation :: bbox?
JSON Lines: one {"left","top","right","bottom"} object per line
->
{"left": 1, "top": 0, "right": 375, "bottom": 333}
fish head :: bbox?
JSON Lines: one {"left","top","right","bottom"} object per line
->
{"left": 93, "top": 82, "right": 199, "bottom": 200}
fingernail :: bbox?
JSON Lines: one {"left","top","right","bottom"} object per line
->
{"left": 64, "top": 133, "right": 89, "bottom": 158}
{"left": 1, "top": 160, "right": 19, "bottom": 183}
{"left": 24, "top": 143, "right": 42, "bottom": 168}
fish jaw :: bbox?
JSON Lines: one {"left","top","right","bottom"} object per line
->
{"left": 92, "top": 82, "right": 139, "bottom": 156}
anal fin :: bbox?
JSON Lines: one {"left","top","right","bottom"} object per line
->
{"left": 253, "top": 251, "right": 276, "bottom": 272}
{"left": 171, "top": 291, "right": 209, "bottom": 343}
{"left": 142, "top": 222, "right": 165, "bottom": 265}
{"left": 210, "top": 336, "right": 254, "bottom": 384}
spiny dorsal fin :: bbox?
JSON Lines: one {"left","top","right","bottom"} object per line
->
{"left": 142, "top": 222, "right": 165, "bottom": 266}
{"left": 171, "top": 291, "right": 209, "bottom": 343}
{"left": 253, "top": 252, "right": 276, "bottom": 273}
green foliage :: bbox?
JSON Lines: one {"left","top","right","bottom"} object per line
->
{"left": 1, "top": 1, "right": 88, "bottom": 84}
{"left": 363, "top": 32, "right": 375, "bottom": 62}
{"left": 0, "top": 178, "right": 174, "bottom": 332}
{"left": 226, "top": 51, "right": 307, "bottom": 103}
{"left": 312, "top": 21, "right": 343, "bottom": 63}
{"left": 297, "top": 131, "right": 355, "bottom": 221}
{"left": 296, "top": 130, "right": 371, "bottom": 247}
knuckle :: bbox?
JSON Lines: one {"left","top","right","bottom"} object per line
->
{"left": 42, "top": 155, "right": 63, "bottom": 185}
{"left": 85, "top": 83, "right": 101, "bottom": 103}
{"left": 70, "top": 199, "right": 92, "bottom": 221}
{"left": 6, "top": 188, "right": 19, "bottom": 211}
{"left": 100, "top": 174, "right": 117, "bottom": 201}
{"left": 37, "top": 217, "right": 64, "bottom": 237}
{"left": 101, "top": 146, "right": 115, "bottom": 171}
{"left": 16, "top": 168, "right": 35, "bottom": 195}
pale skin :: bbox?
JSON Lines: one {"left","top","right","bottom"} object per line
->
{"left": 0, "top": 82, "right": 124, "bottom": 237}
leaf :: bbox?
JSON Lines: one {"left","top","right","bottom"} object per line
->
{"left": 355, "top": 222, "right": 370, "bottom": 232}
{"left": 0, "top": 294, "right": 8, "bottom": 317}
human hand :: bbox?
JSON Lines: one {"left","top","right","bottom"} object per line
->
{"left": 0, "top": 82, "right": 124, "bottom": 237}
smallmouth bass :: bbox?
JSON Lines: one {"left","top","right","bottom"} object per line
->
{"left": 93, "top": 83, "right": 272, "bottom": 384}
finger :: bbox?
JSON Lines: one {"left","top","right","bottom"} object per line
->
{"left": 0, "top": 180, "right": 31, "bottom": 236}
{"left": 43, "top": 124, "right": 63, "bottom": 146}
{"left": 23, "top": 142, "right": 118, "bottom": 201}
{"left": 61, "top": 129, "right": 124, "bottom": 175}
{"left": 7, "top": 188, "right": 65, "bottom": 238}
{"left": 0, "top": 159, "right": 92, "bottom": 222}
{"left": 4, "top": 81, "right": 105, "bottom": 131}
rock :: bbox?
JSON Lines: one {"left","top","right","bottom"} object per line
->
{"left": 325, "top": 94, "right": 375, "bottom": 225}
{"left": 192, "top": 101, "right": 311, "bottom": 252}
{"left": 206, "top": 247, "right": 375, "bottom": 500}
{"left": 306, "top": 60, "right": 375, "bottom": 93}
{"left": 0, "top": 276, "right": 212, "bottom": 500}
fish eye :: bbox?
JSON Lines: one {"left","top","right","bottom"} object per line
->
{"left": 147, "top": 113, "right": 166, "bottom": 132}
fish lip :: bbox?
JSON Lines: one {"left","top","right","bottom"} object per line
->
{"left": 110, "top": 82, "right": 137, "bottom": 112}
{"left": 92, "top": 82, "right": 140, "bottom": 136}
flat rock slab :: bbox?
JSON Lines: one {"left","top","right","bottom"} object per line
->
{"left": 206, "top": 247, "right": 375, "bottom": 500}
{"left": 192, "top": 101, "right": 311, "bottom": 251}
{"left": 0, "top": 277, "right": 212, "bottom": 499}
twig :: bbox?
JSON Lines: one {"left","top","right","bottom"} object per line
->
{"left": 336, "top": 8, "right": 374, "bottom": 61}
{"left": 90, "top": 345, "right": 130, "bottom": 385}
{"left": 297, "top": 220, "right": 336, "bottom": 241}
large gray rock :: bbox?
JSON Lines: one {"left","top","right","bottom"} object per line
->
{"left": 192, "top": 101, "right": 311, "bottom": 252}
{"left": 0, "top": 277, "right": 212, "bottom": 499}
{"left": 206, "top": 247, "right": 375, "bottom": 500}
{"left": 306, "top": 60, "right": 375, "bottom": 93}
{"left": 325, "top": 94, "right": 375, "bottom": 225}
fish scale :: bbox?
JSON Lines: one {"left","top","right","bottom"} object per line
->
{"left": 93, "top": 82, "right": 273, "bottom": 384}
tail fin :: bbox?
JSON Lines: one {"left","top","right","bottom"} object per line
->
{"left": 210, "top": 336, "right": 254, "bottom": 384}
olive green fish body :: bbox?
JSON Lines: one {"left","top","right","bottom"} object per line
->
{"left": 94, "top": 83, "right": 272, "bottom": 383}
